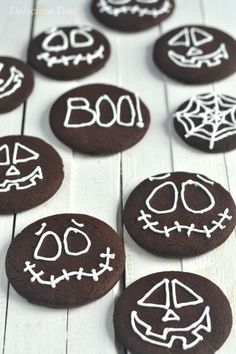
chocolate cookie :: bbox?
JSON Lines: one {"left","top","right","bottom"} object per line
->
{"left": 0, "top": 135, "right": 64, "bottom": 214}
{"left": 153, "top": 25, "right": 236, "bottom": 84}
{"left": 124, "top": 172, "right": 236, "bottom": 257}
{"left": 174, "top": 92, "right": 236, "bottom": 153}
{"left": 50, "top": 83, "right": 150, "bottom": 155}
{"left": 0, "top": 57, "right": 34, "bottom": 113}
{"left": 114, "top": 271, "right": 232, "bottom": 354}
{"left": 91, "top": 0, "right": 175, "bottom": 32}
{"left": 6, "top": 214, "right": 125, "bottom": 308}
{"left": 28, "top": 26, "right": 110, "bottom": 80}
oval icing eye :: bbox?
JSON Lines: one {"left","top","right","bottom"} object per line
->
{"left": 0, "top": 144, "right": 10, "bottom": 166}
{"left": 181, "top": 180, "right": 215, "bottom": 214}
{"left": 146, "top": 181, "right": 178, "bottom": 214}
{"left": 42, "top": 28, "right": 69, "bottom": 52}
{"left": 69, "top": 29, "right": 94, "bottom": 48}
{"left": 107, "top": 0, "right": 131, "bottom": 5}
{"left": 63, "top": 223, "right": 91, "bottom": 256}
{"left": 34, "top": 230, "right": 62, "bottom": 262}
{"left": 96, "top": 95, "right": 117, "bottom": 127}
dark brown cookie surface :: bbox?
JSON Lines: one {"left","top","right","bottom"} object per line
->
{"left": 50, "top": 83, "right": 150, "bottom": 155}
{"left": 6, "top": 214, "right": 125, "bottom": 308}
{"left": 0, "top": 135, "right": 64, "bottom": 214}
{"left": 174, "top": 93, "right": 236, "bottom": 153}
{"left": 28, "top": 26, "right": 110, "bottom": 80}
{"left": 124, "top": 172, "right": 236, "bottom": 257}
{"left": 92, "top": 0, "right": 175, "bottom": 32}
{"left": 0, "top": 57, "right": 34, "bottom": 113}
{"left": 153, "top": 25, "right": 236, "bottom": 84}
{"left": 114, "top": 271, "right": 232, "bottom": 354}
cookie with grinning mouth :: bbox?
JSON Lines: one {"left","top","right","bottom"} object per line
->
{"left": 0, "top": 135, "right": 64, "bottom": 213}
{"left": 28, "top": 26, "right": 110, "bottom": 80}
{"left": 123, "top": 171, "right": 236, "bottom": 257}
{"left": 5, "top": 214, "right": 125, "bottom": 308}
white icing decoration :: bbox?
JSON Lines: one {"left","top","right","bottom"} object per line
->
{"left": 0, "top": 65, "right": 24, "bottom": 99}
{"left": 24, "top": 247, "right": 115, "bottom": 288}
{"left": 0, "top": 144, "right": 10, "bottom": 166}
{"left": 0, "top": 166, "right": 43, "bottom": 192}
{"left": 149, "top": 173, "right": 171, "bottom": 181}
{"left": 63, "top": 219, "right": 91, "bottom": 256}
{"left": 34, "top": 230, "right": 62, "bottom": 262}
{"left": 64, "top": 94, "right": 144, "bottom": 129}
{"left": 97, "top": 0, "right": 172, "bottom": 18}
{"left": 167, "top": 27, "right": 229, "bottom": 69}
{"left": 5, "top": 165, "right": 20, "bottom": 177}
{"left": 130, "top": 278, "right": 211, "bottom": 349}
{"left": 197, "top": 174, "right": 214, "bottom": 185}
{"left": 137, "top": 278, "right": 170, "bottom": 309}
{"left": 37, "top": 26, "right": 105, "bottom": 68}
{"left": 13, "top": 142, "right": 39, "bottom": 164}
{"left": 181, "top": 180, "right": 215, "bottom": 214}
{"left": 146, "top": 181, "right": 178, "bottom": 215}
{"left": 174, "top": 93, "right": 236, "bottom": 150}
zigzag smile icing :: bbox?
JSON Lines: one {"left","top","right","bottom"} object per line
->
{"left": 0, "top": 166, "right": 43, "bottom": 192}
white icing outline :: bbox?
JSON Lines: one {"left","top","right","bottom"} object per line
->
{"left": 197, "top": 174, "right": 214, "bottom": 185}
{"left": 5, "top": 165, "right": 20, "bottom": 176}
{"left": 63, "top": 219, "right": 91, "bottom": 256}
{"left": 0, "top": 144, "right": 10, "bottom": 166}
{"left": 174, "top": 93, "right": 236, "bottom": 150}
{"left": 149, "top": 173, "right": 171, "bottom": 181}
{"left": 24, "top": 247, "right": 115, "bottom": 288}
{"left": 97, "top": 0, "right": 172, "bottom": 18}
{"left": 42, "top": 28, "right": 69, "bottom": 52}
{"left": 69, "top": 28, "right": 94, "bottom": 48}
{"left": 34, "top": 230, "right": 62, "bottom": 262}
{"left": 13, "top": 143, "right": 39, "bottom": 164}
{"left": 0, "top": 65, "right": 24, "bottom": 99}
{"left": 64, "top": 94, "right": 144, "bottom": 129}
{"left": 181, "top": 180, "right": 215, "bottom": 214}
{"left": 130, "top": 278, "right": 211, "bottom": 349}
{"left": 0, "top": 166, "right": 43, "bottom": 192}
{"left": 146, "top": 181, "right": 178, "bottom": 215}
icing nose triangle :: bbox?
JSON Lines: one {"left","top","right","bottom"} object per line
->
{"left": 162, "top": 309, "right": 180, "bottom": 322}
{"left": 186, "top": 47, "right": 203, "bottom": 57}
{"left": 6, "top": 165, "right": 21, "bottom": 176}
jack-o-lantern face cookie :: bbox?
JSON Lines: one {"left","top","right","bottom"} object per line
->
{"left": 124, "top": 172, "right": 236, "bottom": 257}
{"left": 114, "top": 272, "right": 232, "bottom": 354}
{"left": 153, "top": 25, "right": 236, "bottom": 84}
{"left": 0, "top": 57, "right": 34, "bottom": 113}
{"left": 50, "top": 84, "right": 150, "bottom": 155}
{"left": 0, "top": 136, "right": 64, "bottom": 214}
{"left": 91, "top": 0, "right": 175, "bottom": 32}
{"left": 28, "top": 26, "right": 110, "bottom": 80}
{"left": 174, "top": 93, "right": 236, "bottom": 153}
{"left": 6, "top": 214, "right": 125, "bottom": 308}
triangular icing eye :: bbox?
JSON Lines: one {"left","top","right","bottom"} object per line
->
{"left": 63, "top": 219, "right": 91, "bottom": 256}
{"left": 13, "top": 143, "right": 39, "bottom": 164}
{"left": 168, "top": 28, "right": 190, "bottom": 47}
{"left": 69, "top": 29, "right": 94, "bottom": 49}
{"left": 34, "top": 223, "right": 62, "bottom": 262}
{"left": 42, "top": 28, "right": 69, "bottom": 52}
{"left": 146, "top": 181, "right": 178, "bottom": 214}
{"left": 137, "top": 278, "right": 170, "bottom": 309}
{"left": 190, "top": 28, "right": 213, "bottom": 47}
{"left": 0, "top": 144, "right": 10, "bottom": 166}
{"left": 172, "top": 279, "right": 204, "bottom": 309}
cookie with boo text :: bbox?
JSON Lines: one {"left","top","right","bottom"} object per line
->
{"left": 123, "top": 172, "right": 236, "bottom": 257}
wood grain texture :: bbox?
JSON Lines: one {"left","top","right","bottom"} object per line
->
{"left": 0, "top": 0, "right": 235, "bottom": 353}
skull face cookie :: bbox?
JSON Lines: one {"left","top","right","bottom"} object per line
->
{"left": 124, "top": 172, "right": 236, "bottom": 257}
{"left": 0, "top": 57, "right": 34, "bottom": 113}
{"left": 0, "top": 136, "right": 64, "bottom": 214}
{"left": 153, "top": 25, "right": 236, "bottom": 84}
{"left": 92, "top": 0, "right": 175, "bottom": 32}
{"left": 5, "top": 214, "right": 125, "bottom": 308}
{"left": 28, "top": 26, "right": 110, "bottom": 80}
{"left": 114, "top": 272, "right": 232, "bottom": 354}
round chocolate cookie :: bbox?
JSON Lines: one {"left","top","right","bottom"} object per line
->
{"left": 153, "top": 25, "right": 236, "bottom": 84}
{"left": 92, "top": 0, "right": 175, "bottom": 32}
{"left": 50, "top": 83, "right": 150, "bottom": 155}
{"left": 0, "top": 57, "right": 34, "bottom": 113}
{"left": 124, "top": 172, "right": 236, "bottom": 257}
{"left": 0, "top": 135, "right": 64, "bottom": 214}
{"left": 174, "top": 92, "right": 236, "bottom": 153}
{"left": 28, "top": 26, "right": 110, "bottom": 80}
{"left": 6, "top": 214, "right": 125, "bottom": 308}
{"left": 114, "top": 271, "right": 232, "bottom": 354}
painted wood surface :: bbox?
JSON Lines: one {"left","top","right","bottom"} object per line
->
{"left": 0, "top": 0, "right": 235, "bottom": 353}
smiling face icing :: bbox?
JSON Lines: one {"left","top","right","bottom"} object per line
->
{"left": 124, "top": 172, "right": 236, "bottom": 257}
{"left": 6, "top": 214, "right": 125, "bottom": 308}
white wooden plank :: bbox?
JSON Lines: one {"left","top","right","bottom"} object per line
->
{"left": 162, "top": 0, "right": 236, "bottom": 353}
{"left": 0, "top": 0, "right": 34, "bottom": 352}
